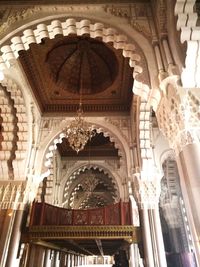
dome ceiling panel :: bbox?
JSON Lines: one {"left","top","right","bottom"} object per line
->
{"left": 19, "top": 35, "right": 134, "bottom": 113}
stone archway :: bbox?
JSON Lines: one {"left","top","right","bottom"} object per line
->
{"left": 0, "top": 15, "right": 155, "bottom": 185}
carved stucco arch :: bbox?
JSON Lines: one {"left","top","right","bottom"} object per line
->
{"left": 160, "top": 149, "right": 176, "bottom": 168}
{"left": 41, "top": 119, "right": 130, "bottom": 182}
{"left": 0, "top": 17, "right": 151, "bottom": 100}
{"left": 174, "top": 0, "right": 200, "bottom": 87}
{"left": 61, "top": 163, "right": 121, "bottom": 208}
{"left": 0, "top": 77, "right": 28, "bottom": 179}
{"left": 0, "top": 14, "right": 155, "bottom": 182}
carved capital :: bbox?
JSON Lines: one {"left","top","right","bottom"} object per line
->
{"left": 0, "top": 181, "right": 27, "bottom": 209}
{"left": 133, "top": 175, "right": 161, "bottom": 209}
{"left": 157, "top": 85, "right": 200, "bottom": 154}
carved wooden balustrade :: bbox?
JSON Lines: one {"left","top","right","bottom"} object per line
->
{"left": 27, "top": 201, "right": 141, "bottom": 243}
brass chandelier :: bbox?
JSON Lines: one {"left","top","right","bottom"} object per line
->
{"left": 65, "top": 84, "right": 96, "bottom": 154}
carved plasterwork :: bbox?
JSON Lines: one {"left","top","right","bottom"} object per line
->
{"left": 0, "top": 5, "right": 102, "bottom": 37}
{"left": 0, "top": 17, "right": 151, "bottom": 101}
{"left": 151, "top": 0, "right": 167, "bottom": 37}
{"left": 104, "top": 4, "right": 153, "bottom": 40}
{"left": 0, "top": 78, "right": 28, "bottom": 180}
{"left": 39, "top": 117, "right": 127, "bottom": 178}
{"left": 62, "top": 166, "right": 119, "bottom": 209}
{"left": 0, "top": 3, "right": 154, "bottom": 41}
{"left": 133, "top": 175, "right": 161, "bottom": 209}
{"left": 104, "top": 117, "right": 130, "bottom": 146}
{"left": 174, "top": 0, "right": 200, "bottom": 88}
{"left": 157, "top": 79, "right": 200, "bottom": 153}
{"left": 0, "top": 181, "right": 27, "bottom": 209}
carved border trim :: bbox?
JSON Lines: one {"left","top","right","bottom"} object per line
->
{"left": 29, "top": 225, "right": 141, "bottom": 242}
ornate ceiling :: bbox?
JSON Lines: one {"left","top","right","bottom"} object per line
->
{"left": 57, "top": 132, "right": 119, "bottom": 157}
{"left": 19, "top": 35, "right": 134, "bottom": 113}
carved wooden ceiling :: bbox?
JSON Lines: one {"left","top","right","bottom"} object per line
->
{"left": 19, "top": 35, "right": 134, "bottom": 114}
{"left": 57, "top": 132, "right": 119, "bottom": 157}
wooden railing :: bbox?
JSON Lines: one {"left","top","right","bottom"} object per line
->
{"left": 29, "top": 201, "right": 132, "bottom": 226}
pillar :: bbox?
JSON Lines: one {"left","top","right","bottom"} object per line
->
{"left": 177, "top": 143, "right": 200, "bottom": 264}
{"left": 152, "top": 207, "right": 167, "bottom": 267}
{"left": 133, "top": 175, "right": 167, "bottom": 267}
{"left": 140, "top": 207, "right": 155, "bottom": 267}
{"left": 5, "top": 210, "right": 24, "bottom": 267}
{"left": 26, "top": 244, "right": 36, "bottom": 267}
{"left": 155, "top": 83, "right": 200, "bottom": 265}
{"left": 43, "top": 249, "right": 51, "bottom": 267}
{"left": 60, "top": 252, "right": 66, "bottom": 267}
{"left": 129, "top": 241, "right": 140, "bottom": 267}
{"left": 0, "top": 209, "right": 16, "bottom": 267}
{"left": 35, "top": 246, "right": 45, "bottom": 267}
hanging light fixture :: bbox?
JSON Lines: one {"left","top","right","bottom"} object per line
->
{"left": 64, "top": 79, "right": 96, "bottom": 154}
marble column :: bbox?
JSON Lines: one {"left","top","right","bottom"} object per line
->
{"left": 155, "top": 82, "right": 200, "bottom": 265}
{"left": 177, "top": 143, "right": 200, "bottom": 264}
{"left": 129, "top": 243, "right": 137, "bottom": 267}
{"left": 141, "top": 207, "right": 155, "bottom": 267}
{"left": 0, "top": 209, "right": 15, "bottom": 267}
{"left": 43, "top": 249, "right": 51, "bottom": 267}
{"left": 5, "top": 210, "right": 24, "bottom": 267}
{"left": 134, "top": 176, "right": 167, "bottom": 267}
{"left": 152, "top": 207, "right": 167, "bottom": 267}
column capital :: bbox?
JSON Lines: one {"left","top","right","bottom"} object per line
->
{"left": 157, "top": 86, "right": 200, "bottom": 154}
{"left": 0, "top": 180, "right": 37, "bottom": 209}
{"left": 133, "top": 175, "right": 161, "bottom": 209}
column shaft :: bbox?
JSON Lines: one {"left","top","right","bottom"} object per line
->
{"left": 177, "top": 143, "right": 200, "bottom": 264}
{"left": 153, "top": 207, "right": 167, "bottom": 267}
{"left": 141, "top": 208, "right": 155, "bottom": 267}
{"left": 26, "top": 244, "right": 36, "bottom": 267}
{"left": 129, "top": 243, "right": 137, "bottom": 267}
{"left": 43, "top": 249, "right": 51, "bottom": 267}
{"left": 5, "top": 210, "right": 23, "bottom": 267}
{"left": 0, "top": 209, "right": 18, "bottom": 267}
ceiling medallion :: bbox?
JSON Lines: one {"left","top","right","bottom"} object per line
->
{"left": 65, "top": 102, "right": 96, "bottom": 154}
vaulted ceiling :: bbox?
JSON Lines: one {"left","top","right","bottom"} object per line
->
{"left": 19, "top": 35, "right": 134, "bottom": 114}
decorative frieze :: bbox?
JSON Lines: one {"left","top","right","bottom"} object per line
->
{"left": 104, "top": 3, "right": 152, "bottom": 40}
{"left": 28, "top": 225, "right": 140, "bottom": 243}
{"left": 0, "top": 181, "right": 27, "bottom": 209}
